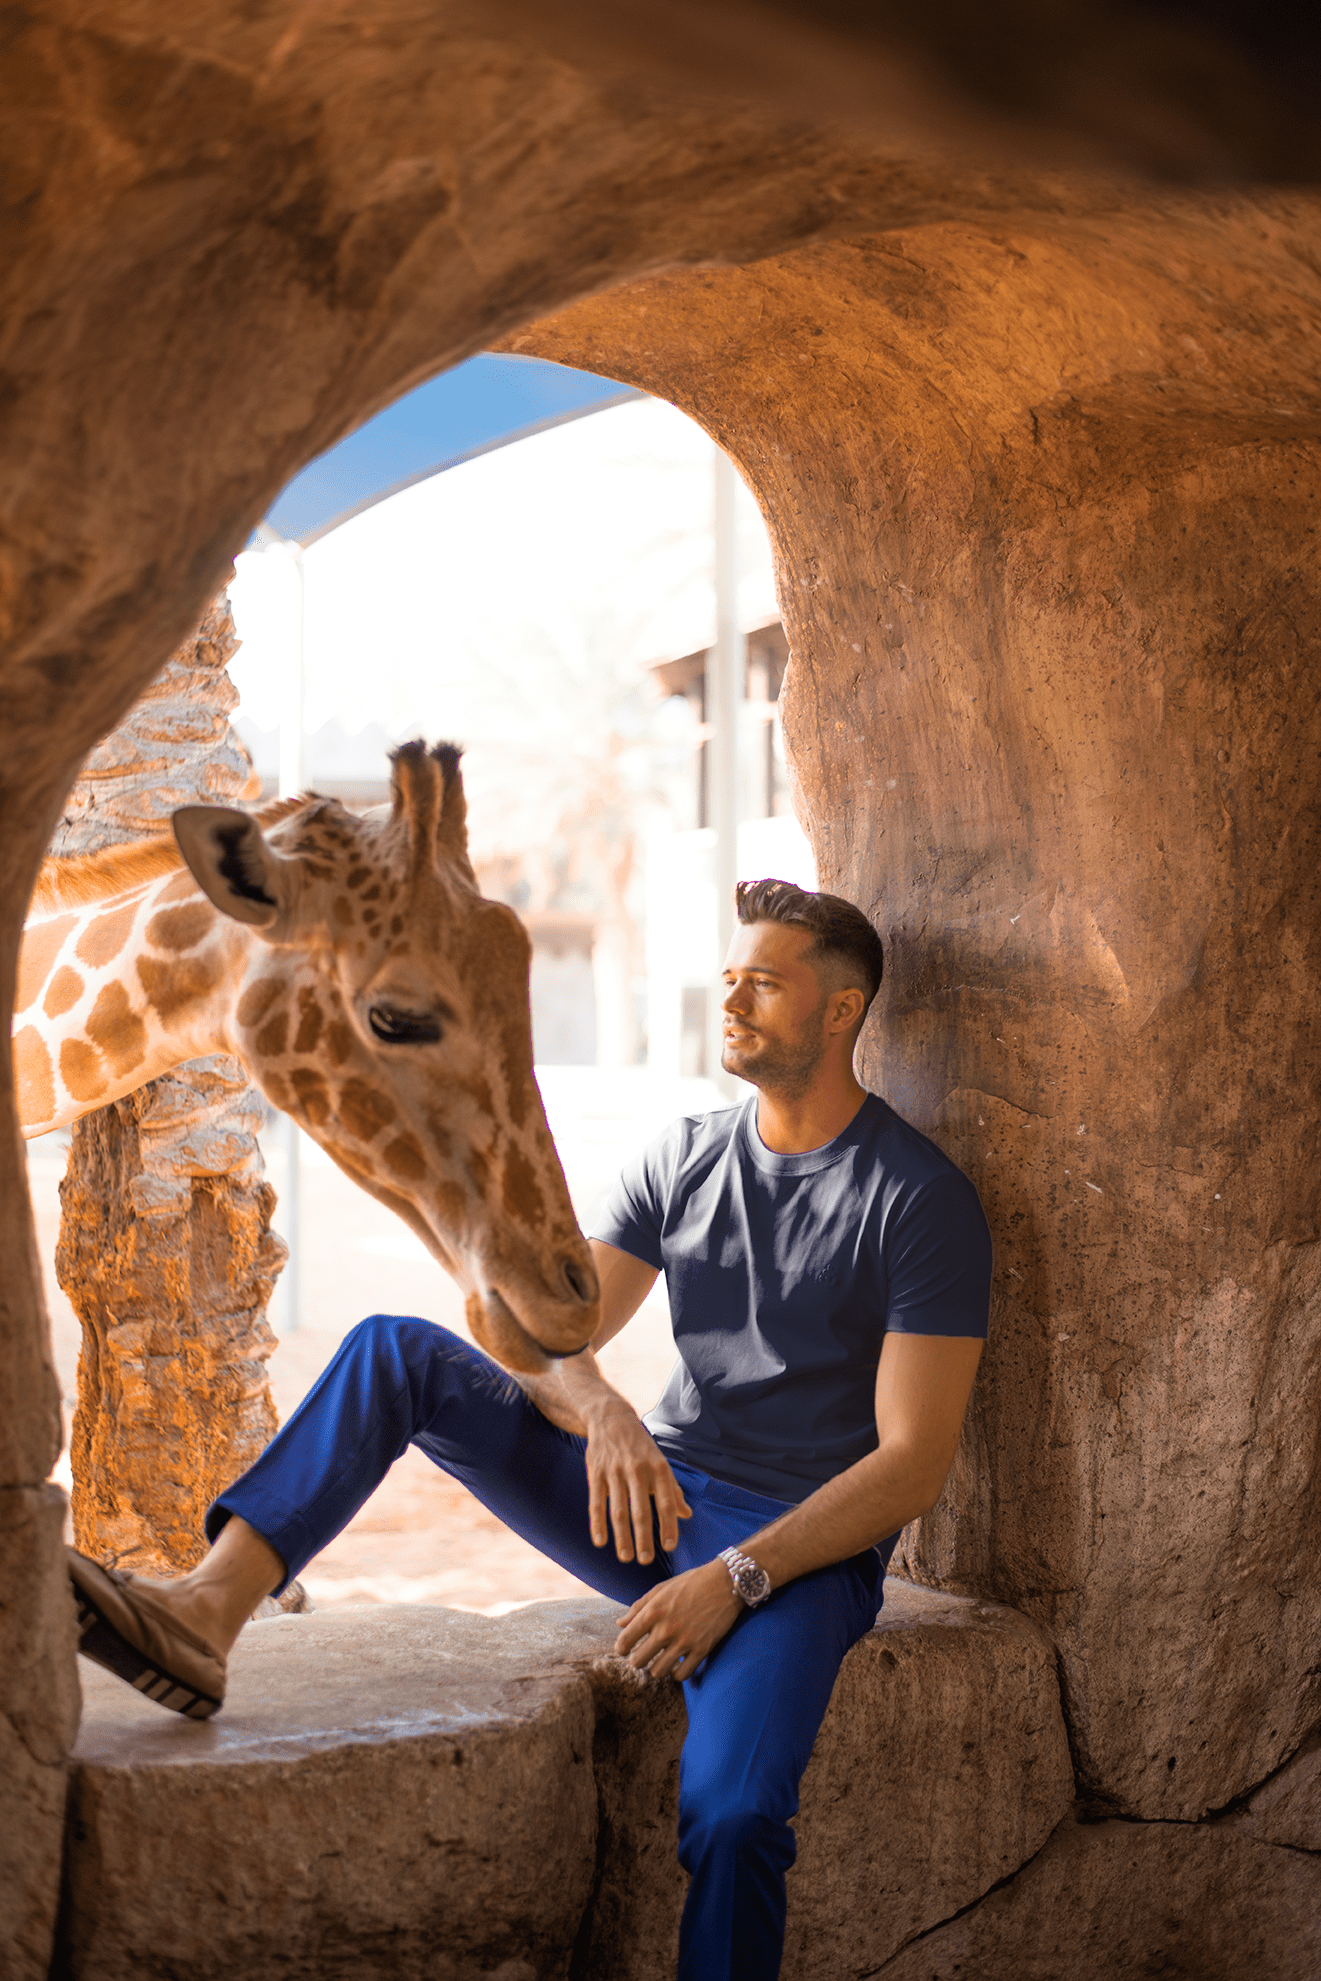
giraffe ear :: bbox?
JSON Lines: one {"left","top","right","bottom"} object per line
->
{"left": 172, "top": 807, "right": 298, "bottom": 931}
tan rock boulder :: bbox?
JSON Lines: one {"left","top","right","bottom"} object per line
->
{"left": 64, "top": 1603, "right": 603, "bottom": 1981}
{"left": 1239, "top": 1733, "right": 1321, "bottom": 1854}
{"left": 64, "top": 1585, "right": 1073, "bottom": 1980}
{"left": 877, "top": 1809, "right": 1321, "bottom": 1981}
{"left": 786, "top": 1581, "right": 1075, "bottom": 1979}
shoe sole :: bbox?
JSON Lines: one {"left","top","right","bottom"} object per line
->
{"left": 73, "top": 1583, "right": 223, "bottom": 1720}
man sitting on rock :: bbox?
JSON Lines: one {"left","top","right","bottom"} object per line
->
{"left": 70, "top": 877, "right": 991, "bottom": 1981}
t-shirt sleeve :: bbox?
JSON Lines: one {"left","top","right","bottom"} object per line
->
{"left": 588, "top": 1133, "right": 669, "bottom": 1271}
{"left": 883, "top": 1169, "right": 992, "bottom": 1338}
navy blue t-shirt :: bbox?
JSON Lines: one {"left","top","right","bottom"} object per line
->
{"left": 590, "top": 1093, "right": 992, "bottom": 1505}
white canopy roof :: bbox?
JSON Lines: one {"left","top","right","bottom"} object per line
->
{"left": 228, "top": 397, "right": 779, "bottom": 744}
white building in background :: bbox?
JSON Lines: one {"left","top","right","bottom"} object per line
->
{"left": 228, "top": 396, "right": 816, "bottom": 1072}
{"left": 646, "top": 816, "right": 818, "bottom": 1081}
{"left": 641, "top": 621, "right": 817, "bottom": 1079}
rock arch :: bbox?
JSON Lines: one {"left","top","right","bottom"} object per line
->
{"left": 4, "top": 4, "right": 1320, "bottom": 1967}
{"left": 509, "top": 217, "right": 1321, "bottom": 1819}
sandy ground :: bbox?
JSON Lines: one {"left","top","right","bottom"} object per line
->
{"left": 31, "top": 1066, "right": 722, "bottom": 1615}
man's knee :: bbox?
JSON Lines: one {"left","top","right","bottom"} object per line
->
{"left": 339, "top": 1313, "right": 498, "bottom": 1421}
{"left": 342, "top": 1312, "right": 432, "bottom": 1359}
{"left": 338, "top": 1313, "right": 455, "bottom": 1393}
{"left": 335, "top": 1311, "right": 399, "bottom": 1367}
{"left": 678, "top": 1796, "right": 796, "bottom": 1880}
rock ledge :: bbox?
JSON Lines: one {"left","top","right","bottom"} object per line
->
{"left": 64, "top": 1583, "right": 1073, "bottom": 1980}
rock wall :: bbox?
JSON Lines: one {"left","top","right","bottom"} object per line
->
{"left": 51, "top": 599, "right": 286, "bottom": 1573}
{"left": 878, "top": 1813, "right": 1321, "bottom": 1981}
{"left": 3, "top": 5, "right": 1321, "bottom": 1970}
{"left": 512, "top": 211, "right": 1321, "bottom": 1830}
{"left": 0, "top": 1482, "right": 78, "bottom": 1978}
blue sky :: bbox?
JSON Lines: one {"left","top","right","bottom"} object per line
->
{"left": 265, "top": 355, "right": 639, "bottom": 543}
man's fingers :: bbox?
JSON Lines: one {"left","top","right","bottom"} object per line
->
{"left": 616, "top": 1590, "right": 668, "bottom": 1656}
{"left": 650, "top": 1473, "right": 675, "bottom": 1552}
{"left": 630, "top": 1627, "right": 699, "bottom": 1682}
{"left": 614, "top": 1462, "right": 684, "bottom": 1565}
{"left": 642, "top": 1634, "right": 680, "bottom": 1677}
{"left": 627, "top": 1621, "right": 674, "bottom": 1673}
{"left": 608, "top": 1472, "right": 636, "bottom": 1561}
{"left": 588, "top": 1467, "right": 609, "bottom": 1549}
{"left": 617, "top": 1595, "right": 686, "bottom": 1671}
{"left": 628, "top": 1480, "right": 654, "bottom": 1564}
{"left": 652, "top": 1474, "right": 691, "bottom": 1552}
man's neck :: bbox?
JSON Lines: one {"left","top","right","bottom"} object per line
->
{"left": 753, "top": 1066, "right": 869, "bottom": 1156}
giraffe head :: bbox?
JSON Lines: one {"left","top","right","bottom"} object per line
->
{"left": 174, "top": 741, "right": 598, "bottom": 1372}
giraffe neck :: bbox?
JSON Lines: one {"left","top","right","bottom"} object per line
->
{"left": 14, "top": 863, "right": 251, "bottom": 1137}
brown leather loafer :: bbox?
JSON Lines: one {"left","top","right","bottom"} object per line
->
{"left": 68, "top": 1548, "right": 226, "bottom": 1719}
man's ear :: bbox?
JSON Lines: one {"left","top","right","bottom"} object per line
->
{"left": 172, "top": 807, "right": 298, "bottom": 931}
{"left": 828, "top": 985, "right": 867, "bottom": 1035}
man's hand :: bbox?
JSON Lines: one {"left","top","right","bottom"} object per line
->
{"left": 582, "top": 1394, "right": 692, "bottom": 1564}
{"left": 519, "top": 1240, "right": 690, "bottom": 1566}
{"left": 615, "top": 1559, "right": 743, "bottom": 1680}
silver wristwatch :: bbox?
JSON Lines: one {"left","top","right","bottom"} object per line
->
{"left": 719, "top": 1545, "right": 772, "bottom": 1608}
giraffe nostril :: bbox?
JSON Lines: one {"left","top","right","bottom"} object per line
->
{"left": 560, "top": 1256, "right": 597, "bottom": 1307}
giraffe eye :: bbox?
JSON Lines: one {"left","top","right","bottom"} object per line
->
{"left": 369, "top": 1005, "right": 443, "bottom": 1045}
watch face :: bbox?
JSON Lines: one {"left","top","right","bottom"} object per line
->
{"left": 735, "top": 1564, "right": 771, "bottom": 1605}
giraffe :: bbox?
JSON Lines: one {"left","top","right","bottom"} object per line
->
{"left": 15, "top": 740, "right": 599, "bottom": 1373}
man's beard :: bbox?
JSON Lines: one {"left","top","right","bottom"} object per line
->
{"left": 721, "top": 1003, "right": 828, "bottom": 1099}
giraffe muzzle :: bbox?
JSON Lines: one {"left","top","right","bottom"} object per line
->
{"left": 467, "top": 1287, "right": 596, "bottom": 1374}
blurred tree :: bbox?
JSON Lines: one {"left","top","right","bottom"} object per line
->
{"left": 461, "top": 590, "right": 698, "bottom": 1068}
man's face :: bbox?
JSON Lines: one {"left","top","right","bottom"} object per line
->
{"left": 720, "top": 920, "right": 833, "bottom": 1096}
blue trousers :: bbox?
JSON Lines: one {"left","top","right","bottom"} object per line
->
{"left": 208, "top": 1316, "right": 890, "bottom": 1980}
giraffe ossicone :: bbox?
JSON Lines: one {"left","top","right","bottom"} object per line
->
{"left": 17, "top": 740, "right": 599, "bottom": 1371}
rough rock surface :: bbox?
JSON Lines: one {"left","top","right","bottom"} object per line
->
{"left": 0, "top": 1154, "right": 67, "bottom": 1975}
{"left": 575, "top": 1579, "right": 1074, "bottom": 1981}
{"left": 63, "top": 1603, "right": 603, "bottom": 1981}
{"left": 45, "top": 597, "right": 257, "bottom": 855}
{"left": 51, "top": 599, "right": 286, "bottom": 1573}
{"left": 877, "top": 1808, "right": 1321, "bottom": 1981}
{"left": 0, "top": 1483, "right": 80, "bottom": 1977}
{"left": 4, "top": 6, "right": 1321, "bottom": 1967}
{"left": 785, "top": 1582, "right": 1073, "bottom": 1978}
{"left": 62, "top": 1586, "right": 1072, "bottom": 1980}
{"left": 55, "top": 1062, "right": 285, "bottom": 1572}
{"left": 1239, "top": 1732, "right": 1321, "bottom": 1854}
{"left": 512, "top": 218, "right": 1321, "bottom": 1822}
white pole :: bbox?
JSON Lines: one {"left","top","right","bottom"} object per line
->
{"left": 277, "top": 541, "right": 306, "bottom": 804}
{"left": 276, "top": 541, "right": 304, "bottom": 1331}
{"left": 707, "top": 451, "right": 744, "bottom": 1097}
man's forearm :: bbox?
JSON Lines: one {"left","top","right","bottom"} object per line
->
{"left": 740, "top": 1443, "right": 947, "bottom": 1592}
{"left": 515, "top": 1240, "right": 660, "bottom": 1437}
{"left": 519, "top": 1339, "right": 691, "bottom": 1564}
{"left": 516, "top": 1347, "right": 640, "bottom": 1437}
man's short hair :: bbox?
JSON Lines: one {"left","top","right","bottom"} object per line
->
{"left": 735, "top": 878, "right": 884, "bottom": 1012}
